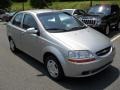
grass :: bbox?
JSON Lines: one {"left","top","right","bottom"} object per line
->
{"left": 50, "top": 1, "right": 120, "bottom": 10}
{"left": 11, "top": 1, "right": 120, "bottom": 11}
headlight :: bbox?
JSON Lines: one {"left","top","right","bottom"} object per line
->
{"left": 96, "top": 18, "right": 101, "bottom": 25}
{"left": 68, "top": 50, "right": 95, "bottom": 63}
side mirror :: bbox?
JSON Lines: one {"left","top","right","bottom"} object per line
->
{"left": 26, "top": 27, "right": 38, "bottom": 35}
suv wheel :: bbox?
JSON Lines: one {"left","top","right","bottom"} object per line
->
{"left": 9, "top": 39, "right": 17, "bottom": 52}
{"left": 118, "top": 22, "right": 120, "bottom": 30}
{"left": 105, "top": 25, "right": 110, "bottom": 35}
{"left": 45, "top": 55, "right": 64, "bottom": 81}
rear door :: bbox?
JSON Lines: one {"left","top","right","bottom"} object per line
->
{"left": 9, "top": 13, "right": 24, "bottom": 49}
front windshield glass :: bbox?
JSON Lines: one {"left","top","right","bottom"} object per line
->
{"left": 88, "top": 5, "right": 111, "bottom": 16}
{"left": 64, "top": 10, "right": 73, "bottom": 15}
{"left": 37, "top": 12, "right": 86, "bottom": 33}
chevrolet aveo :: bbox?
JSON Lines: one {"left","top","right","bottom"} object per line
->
{"left": 7, "top": 9, "right": 115, "bottom": 80}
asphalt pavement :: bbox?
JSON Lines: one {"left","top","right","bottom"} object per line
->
{"left": 0, "top": 22, "right": 120, "bottom": 90}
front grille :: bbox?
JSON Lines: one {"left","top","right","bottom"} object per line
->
{"left": 96, "top": 46, "right": 111, "bottom": 56}
{"left": 82, "top": 19, "right": 97, "bottom": 26}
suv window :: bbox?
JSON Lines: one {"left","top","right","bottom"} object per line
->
{"left": 12, "top": 13, "right": 23, "bottom": 27}
{"left": 111, "top": 5, "right": 119, "bottom": 14}
{"left": 22, "top": 14, "right": 38, "bottom": 30}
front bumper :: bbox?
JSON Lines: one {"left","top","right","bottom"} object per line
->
{"left": 63, "top": 47, "right": 115, "bottom": 77}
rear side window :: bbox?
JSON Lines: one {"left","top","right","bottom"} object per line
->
{"left": 22, "top": 14, "right": 38, "bottom": 30}
{"left": 12, "top": 13, "right": 23, "bottom": 27}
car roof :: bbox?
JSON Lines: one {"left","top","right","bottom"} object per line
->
{"left": 21, "top": 9, "right": 59, "bottom": 14}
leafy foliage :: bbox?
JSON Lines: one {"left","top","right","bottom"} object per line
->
{"left": 0, "top": 0, "right": 12, "bottom": 9}
{"left": 30, "top": 0, "right": 52, "bottom": 8}
{"left": 12, "top": 0, "right": 27, "bottom": 2}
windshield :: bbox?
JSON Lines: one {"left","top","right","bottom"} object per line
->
{"left": 63, "top": 10, "right": 73, "bottom": 15}
{"left": 88, "top": 5, "right": 111, "bottom": 16}
{"left": 37, "top": 12, "right": 86, "bottom": 33}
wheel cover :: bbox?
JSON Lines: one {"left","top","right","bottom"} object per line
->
{"left": 106, "top": 26, "right": 109, "bottom": 35}
{"left": 47, "top": 60, "right": 59, "bottom": 78}
{"left": 10, "top": 40, "right": 15, "bottom": 51}
{"left": 118, "top": 22, "right": 120, "bottom": 29}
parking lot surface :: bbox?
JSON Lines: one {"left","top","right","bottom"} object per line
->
{"left": 0, "top": 22, "right": 120, "bottom": 90}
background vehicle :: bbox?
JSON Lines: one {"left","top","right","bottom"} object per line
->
{"left": 63, "top": 9, "right": 87, "bottom": 16}
{"left": 63, "top": 4, "right": 120, "bottom": 35}
{"left": 1, "top": 12, "right": 16, "bottom": 22}
{"left": 0, "top": 9, "right": 6, "bottom": 20}
{"left": 86, "top": 4, "right": 120, "bottom": 35}
{"left": 7, "top": 10, "right": 115, "bottom": 80}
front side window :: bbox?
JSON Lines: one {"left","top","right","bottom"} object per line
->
{"left": 23, "top": 14, "right": 38, "bottom": 30}
{"left": 12, "top": 13, "right": 23, "bottom": 27}
{"left": 111, "top": 5, "right": 119, "bottom": 14}
{"left": 37, "top": 12, "right": 86, "bottom": 33}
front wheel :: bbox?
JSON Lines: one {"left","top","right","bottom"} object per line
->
{"left": 104, "top": 25, "right": 110, "bottom": 35}
{"left": 44, "top": 55, "right": 64, "bottom": 81}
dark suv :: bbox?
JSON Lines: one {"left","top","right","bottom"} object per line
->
{"left": 80, "top": 4, "right": 120, "bottom": 35}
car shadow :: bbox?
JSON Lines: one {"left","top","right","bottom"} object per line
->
{"left": 14, "top": 51, "right": 47, "bottom": 76}
{"left": 14, "top": 50, "right": 120, "bottom": 90}
{"left": 56, "top": 66, "right": 119, "bottom": 90}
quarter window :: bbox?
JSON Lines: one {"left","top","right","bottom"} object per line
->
{"left": 12, "top": 13, "right": 23, "bottom": 27}
{"left": 23, "top": 14, "right": 38, "bottom": 30}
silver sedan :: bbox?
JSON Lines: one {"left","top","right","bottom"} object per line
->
{"left": 7, "top": 9, "right": 115, "bottom": 81}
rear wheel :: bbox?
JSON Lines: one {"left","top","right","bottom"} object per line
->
{"left": 44, "top": 55, "right": 64, "bottom": 81}
{"left": 9, "top": 39, "right": 17, "bottom": 52}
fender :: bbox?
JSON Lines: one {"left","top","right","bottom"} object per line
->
{"left": 40, "top": 46, "right": 66, "bottom": 66}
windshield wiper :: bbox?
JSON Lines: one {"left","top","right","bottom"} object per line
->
{"left": 69, "top": 26, "right": 86, "bottom": 31}
{"left": 46, "top": 28, "right": 65, "bottom": 30}
{"left": 46, "top": 28, "right": 68, "bottom": 32}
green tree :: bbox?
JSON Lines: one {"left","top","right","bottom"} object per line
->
{"left": 11, "top": 0, "right": 27, "bottom": 2}
{"left": 0, "top": 0, "right": 12, "bottom": 9}
{"left": 12, "top": 0, "right": 28, "bottom": 10}
{"left": 30, "top": 0, "right": 52, "bottom": 9}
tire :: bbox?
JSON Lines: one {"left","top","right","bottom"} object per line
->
{"left": 44, "top": 55, "right": 64, "bottom": 81}
{"left": 104, "top": 25, "right": 110, "bottom": 35}
{"left": 9, "top": 39, "right": 17, "bottom": 52}
{"left": 117, "top": 21, "right": 120, "bottom": 31}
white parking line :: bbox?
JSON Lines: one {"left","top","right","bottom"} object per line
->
{"left": 111, "top": 34, "right": 120, "bottom": 42}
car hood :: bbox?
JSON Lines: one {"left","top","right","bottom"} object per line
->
{"left": 51, "top": 27, "right": 111, "bottom": 53}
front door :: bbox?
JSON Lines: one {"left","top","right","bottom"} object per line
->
{"left": 20, "top": 14, "right": 41, "bottom": 59}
